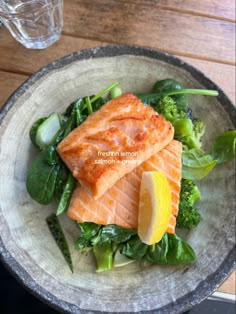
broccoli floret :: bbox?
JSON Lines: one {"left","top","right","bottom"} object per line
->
{"left": 156, "top": 96, "right": 205, "bottom": 150}
{"left": 181, "top": 118, "right": 205, "bottom": 149}
{"left": 193, "top": 118, "right": 205, "bottom": 139}
{"left": 180, "top": 178, "right": 201, "bottom": 205}
{"left": 155, "top": 96, "right": 186, "bottom": 123}
{"left": 177, "top": 179, "right": 202, "bottom": 230}
{"left": 177, "top": 205, "right": 201, "bottom": 230}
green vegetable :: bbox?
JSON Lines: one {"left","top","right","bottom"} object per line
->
{"left": 121, "top": 235, "right": 148, "bottom": 260}
{"left": 167, "top": 88, "right": 219, "bottom": 97}
{"left": 76, "top": 224, "right": 145, "bottom": 270}
{"left": 56, "top": 174, "right": 77, "bottom": 216}
{"left": 173, "top": 118, "right": 193, "bottom": 138}
{"left": 90, "top": 81, "right": 119, "bottom": 104}
{"left": 180, "top": 179, "right": 201, "bottom": 206}
{"left": 54, "top": 164, "right": 70, "bottom": 201}
{"left": 182, "top": 148, "right": 217, "bottom": 180}
{"left": 59, "top": 113, "right": 77, "bottom": 139}
{"left": 121, "top": 233, "right": 196, "bottom": 265}
{"left": 137, "top": 78, "right": 218, "bottom": 109}
{"left": 85, "top": 96, "right": 93, "bottom": 114}
{"left": 75, "top": 222, "right": 102, "bottom": 251}
{"left": 155, "top": 96, "right": 205, "bottom": 150}
{"left": 73, "top": 98, "right": 87, "bottom": 125}
{"left": 93, "top": 242, "right": 114, "bottom": 272}
{"left": 181, "top": 118, "right": 205, "bottom": 149}
{"left": 177, "top": 206, "right": 201, "bottom": 230}
{"left": 46, "top": 213, "right": 73, "bottom": 272}
{"left": 27, "top": 106, "right": 79, "bottom": 206}
{"left": 146, "top": 233, "right": 196, "bottom": 264}
{"left": 75, "top": 223, "right": 136, "bottom": 251}
{"left": 26, "top": 146, "right": 60, "bottom": 204}
{"left": 177, "top": 179, "right": 201, "bottom": 230}
{"left": 155, "top": 96, "right": 186, "bottom": 123}
{"left": 91, "top": 96, "right": 107, "bottom": 112}
{"left": 64, "top": 98, "right": 84, "bottom": 117}
{"left": 76, "top": 221, "right": 197, "bottom": 270}
{"left": 28, "top": 79, "right": 234, "bottom": 273}
{"left": 152, "top": 78, "right": 188, "bottom": 110}
{"left": 110, "top": 86, "right": 122, "bottom": 99}
{"left": 113, "top": 250, "right": 135, "bottom": 267}
{"left": 35, "top": 113, "right": 62, "bottom": 149}
{"left": 211, "top": 130, "right": 236, "bottom": 164}
{"left": 29, "top": 117, "right": 47, "bottom": 147}
{"left": 77, "top": 222, "right": 101, "bottom": 239}
{"left": 97, "top": 225, "right": 136, "bottom": 244}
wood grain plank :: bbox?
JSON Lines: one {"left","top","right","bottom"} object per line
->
{"left": 0, "top": 30, "right": 235, "bottom": 105}
{"left": 0, "top": 71, "right": 28, "bottom": 109}
{"left": 122, "top": 0, "right": 236, "bottom": 22}
{"left": 63, "top": 0, "right": 235, "bottom": 64}
{"left": 0, "top": 28, "right": 104, "bottom": 75}
{"left": 218, "top": 271, "right": 236, "bottom": 294}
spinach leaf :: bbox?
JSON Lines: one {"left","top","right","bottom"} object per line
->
{"left": 77, "top": 222, "right": 102, "bottom": 239}
{"left": 54, "top": 164, "right": 69, "bottom": 201}
{"left": 64, "top": 98, "right": 85, "bottom": 117}
{"left": 46, "top": 213, "right": 73, "bottom": 272}
{"left": 146, "top": 233, "right": 196, "bottom": 264}
{"left": 152, "top": 79, "right": 182, "bottom": 93}
{"left": 75, "top": 237, "right": 92, "bottom": 251}
{"left": 91, "top": 96, "right": 107, "bottom": 112}
{"left": 56, "top": 174, "right": 77, "bottom": 216}
{"left": 121, "top": 235, "right": 148, "bottom": 260}
{"left": 152, "top": 79, "right": 188, "bottom": 110}
{"left": 75, "top": 223, "right": 136, "bottom": 250}
{"left": 43, "top": 145, "right": 60, "bottom": 166}
{"left": 75, "top": 222, "right": 102, "bottom": 250}
{"left": 211, "top": 130, "right": 236, "bottom": 164}
{"left": 65, "top": 98, "right": 87, "bottom": 121}
{"left": 61, "top": 114, "right": 77, "bottom": 139}
{"left": 167, "top": 234, "right": 196, "bottom": 264}
{"left": 98, "top": 225, "right": 137, "bottom": 244}
{"left": 76, "top": 224, "right": 196, "bottom": 268}
{"left": 29, "top": 117, "right": 47, "bottom": 147}
{"left": 182, "top": 148, "right": 217, "bottom": 180}
{"left": 146, "top": 233, "right": 169, "bottom": 264}
{"left": 26, "top": 146, "right": 60, "bottom": 204}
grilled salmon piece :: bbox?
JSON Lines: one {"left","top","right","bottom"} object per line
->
{"left": 67, "top": 140, "right": 182, "bottom": 234}
{"left": 57, "top": 93, "right": 174, "bottom": 199}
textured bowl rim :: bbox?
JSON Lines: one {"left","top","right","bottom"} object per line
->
{"left": 0, "top": 45, "right": 235, "bottom": 314}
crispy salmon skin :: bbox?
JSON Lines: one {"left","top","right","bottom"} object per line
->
{"left": 57, "top": 93, "right": 174, "bottom": 199}
{"left": 67, "top": 140, "right": 182, "bottom": 234}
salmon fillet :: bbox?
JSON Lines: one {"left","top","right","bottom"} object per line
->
{"left": 67, "top": 140, "right": 182, "bottom": 234}
{"left": 57, "top": 93, "right": 174, "bottom": 199}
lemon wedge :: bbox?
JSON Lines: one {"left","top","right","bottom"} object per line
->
{"left": 138, "top": 171, "right": 172, "bottom": 245}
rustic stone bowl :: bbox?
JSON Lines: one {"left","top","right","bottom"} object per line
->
{"left": 0, "top": 46, "right": 235, "bottom": 313}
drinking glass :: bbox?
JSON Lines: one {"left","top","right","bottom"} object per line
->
{"left": 0, "top": 0, "right": 63, "bottom": 49}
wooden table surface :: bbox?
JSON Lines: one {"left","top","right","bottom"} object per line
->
{"left": 0, "top": 0, "right": 235, "bottom": 296}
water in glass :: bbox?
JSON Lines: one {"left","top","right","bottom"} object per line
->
{"left": 0, "top": 0, "right": 63, "bottom": 49}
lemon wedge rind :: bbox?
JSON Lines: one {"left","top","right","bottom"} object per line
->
{"left": 138, "top": 171, "right": 172, "bottom": 245}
